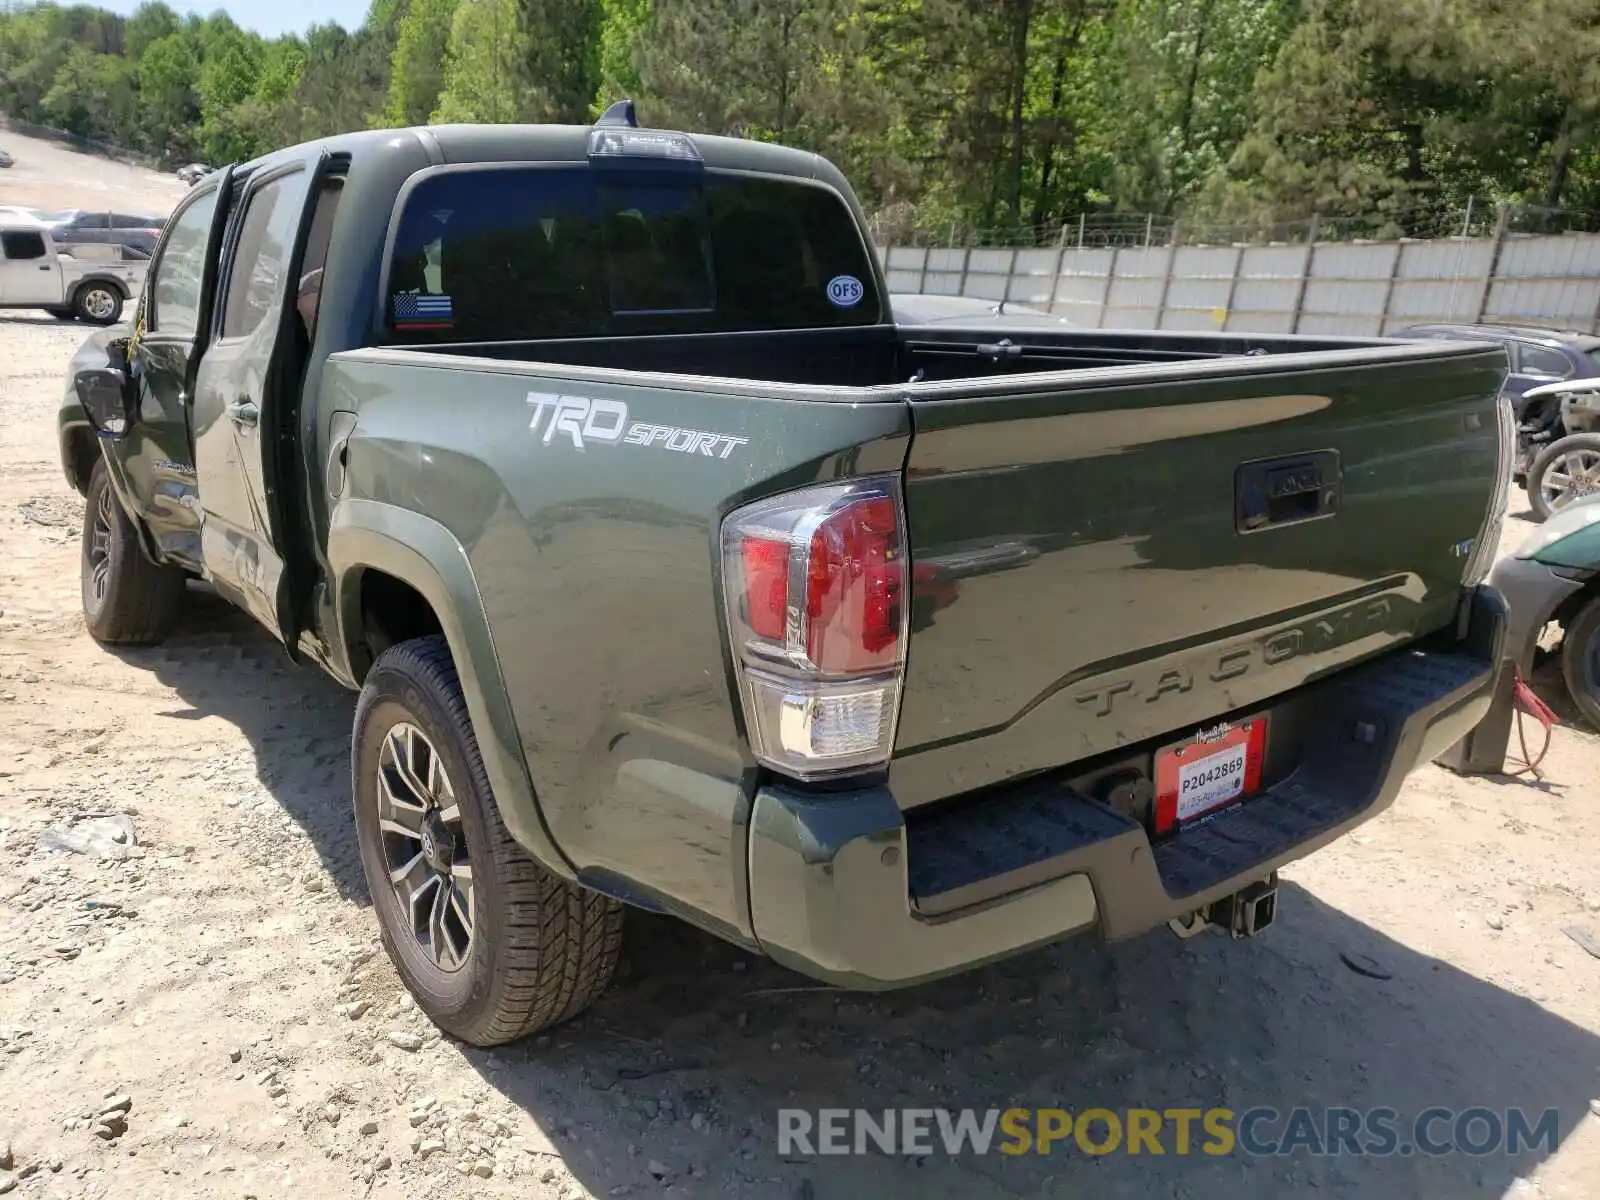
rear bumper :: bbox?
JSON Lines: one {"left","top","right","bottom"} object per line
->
{"left": 747, "top": 586, "right": 1506, "bottom": 989}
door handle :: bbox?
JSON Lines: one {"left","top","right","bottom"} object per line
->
{"left": 37, "top": 264, "right": 51, "bottom": 271}
{"left": 226, "top": 398, "right": 260, "bottom": 428}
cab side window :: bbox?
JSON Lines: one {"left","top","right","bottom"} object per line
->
{"left": 1, "top": 231, "right": 46, "bottom": 260}
{"left": 148, "top": 188, "right": 219, "bottom": 337}
{"left": 220, "top": 171, "right": 307, "bottom": 341}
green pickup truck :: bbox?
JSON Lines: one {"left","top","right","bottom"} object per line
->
{"left": 60, "top": 108, "right": 1513, "bottom": 1047}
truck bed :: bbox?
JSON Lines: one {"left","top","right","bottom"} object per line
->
{"left": 401, "top": 325, "right": 1390, "bottom": 389}
{"left": 339, "top": 327, "right": 1504, "bottom": 833}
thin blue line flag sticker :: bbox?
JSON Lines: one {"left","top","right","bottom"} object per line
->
{"left": 393, "top": 292, "right": 454, "bottom": 330}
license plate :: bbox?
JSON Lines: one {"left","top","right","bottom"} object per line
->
{"left": 1153, "top": 718, "right": 1267, "bottom": 834}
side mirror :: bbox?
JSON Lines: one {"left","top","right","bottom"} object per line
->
{"left": 75, "top": 367, "right": 132, "bottom": 439}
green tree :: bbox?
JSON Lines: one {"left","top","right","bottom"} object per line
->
{"left": 135, "top": 32, "right": 201, "bottom": 157}
{"left": 595, "top": 0, "right": 649, "bottom": 109}
{"left": 1204, "top": 0, "right": 1492, "bottom": 230}
{"left": 41, "top": 46, "right": 134, "bottom": 140}
{"left": 387, "top": 0, "right": 458, "bottom": 124}
{"left": 125, "top": 2, "right": 181, "bottom": 58}
{"left": 433, "top": 0, "right": 529, "bottom": 122}
{"left": 1097, "top": 0, "right": 1299, "bottom": 215}
{"left": 197, "top": 27, "right": 264, "bottom": 159}
{"left": 521, "top": 0, "right": 602, "bottom": 122}
{"left": 282, "top": 23, "right": 395, "bottom": 142}
{"left": 0, "top": 8, "right": 67, "bottom": 120}
{"left": 255, "top": 37, "right": 307, "bottom": 107}
{"left": 0, "top": 0, "right": 1597, "bottom": 242}
{"left": 1473, "top": 0, "right": 1600, "bottom": 210}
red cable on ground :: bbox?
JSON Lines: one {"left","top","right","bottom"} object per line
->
{"left": 1505, "top": 666, "right": 1557, "bottom": 778}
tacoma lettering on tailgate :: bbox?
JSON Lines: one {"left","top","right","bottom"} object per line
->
{"left": 1073, "top": 596, "right": 1395, "bottom": 717}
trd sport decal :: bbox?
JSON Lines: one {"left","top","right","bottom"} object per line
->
{"left": 526, "top": 392, "right": 749, "bottom": 459}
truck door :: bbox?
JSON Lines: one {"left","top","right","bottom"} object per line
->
{"left": 0, "top": 227, "right": 63, "bottom": 305}
{"left": 190, "top": 152, "right": 326, "bottom": 641}
{"left": 111, "top": 172, "right": 234, "bottom": 569}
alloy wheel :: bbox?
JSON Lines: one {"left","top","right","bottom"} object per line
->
{"left": 1539, "top": 447, "right": 1600, "bottom": 512}
{"left": 87, "top": 483, "right": 114, "bottom": 608}
{"left": 82, "top": 288, "right": 117, "bottom": 320}
{"left": 377, "top": 722, "right": 475, "bottom": 972}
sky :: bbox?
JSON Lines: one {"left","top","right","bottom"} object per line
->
{"left": 101, "top": 0, "right": 372, "bottom": 39}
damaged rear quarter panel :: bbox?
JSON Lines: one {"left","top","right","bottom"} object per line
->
{"left": 323, "top": 350, "right": 910, "bottom": 943}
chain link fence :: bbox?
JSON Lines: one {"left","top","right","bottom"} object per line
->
{"left": 869, "top": 201, "right": 1600, "bottom": 250}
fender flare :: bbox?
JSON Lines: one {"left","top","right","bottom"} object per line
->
{"left": 71, "top": 274, "right": 129, "bottom": 302}
{"left": 326, "top": 497, "right": 576, "bottom": 881}
{"left": 59, "top": 417, "right": 100, "bottom": 496}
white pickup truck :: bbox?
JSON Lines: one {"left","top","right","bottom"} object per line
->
{"left": 0, "top": 221, "right": 146, "bottom": 324}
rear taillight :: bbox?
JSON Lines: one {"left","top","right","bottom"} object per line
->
{"left": 721, "top": 477, "right": 909, "bottom": 779}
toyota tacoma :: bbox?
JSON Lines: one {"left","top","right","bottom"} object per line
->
{"left": 58, "top": 106, "right": 1512, "bottom": 1047}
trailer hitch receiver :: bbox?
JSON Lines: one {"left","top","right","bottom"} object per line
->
{"left": 1208, "top": 872, "right": 1279, "bottom": 938}
{"left": 1167, "top": 872, "right": 1280, "bottom": 940}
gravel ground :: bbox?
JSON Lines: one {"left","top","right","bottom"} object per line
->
{"left": 0, "top": 130, "right": 186, "bottom": 216}
{"left": 1, "top": 140, "right": 1600, "bottom": 1200}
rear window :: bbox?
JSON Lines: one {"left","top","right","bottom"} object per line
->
{"left": 382, "top": 165, "right": 882, "bottom": 341}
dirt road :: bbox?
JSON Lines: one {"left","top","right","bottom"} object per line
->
{"left": 0, "top": 129, "right": 186, "bottom": 215}
{"left": 3, "top": 311, "right": 1600, "bottom": 1198}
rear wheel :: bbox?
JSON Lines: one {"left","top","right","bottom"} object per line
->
{"left": 1561, "top": 597, "right": 1600, "bottom": 731}
{"left": 353, "top": 635, "right": 623, "bottom": 1046}
{"left": 80, "top": 458, "right": 186, "bottom": 645}
{"left": 73, "top": 282, "right": 124, "bottom": 325}
{"left": 1529, "top": 433, "right": 1600, "bottom": 521}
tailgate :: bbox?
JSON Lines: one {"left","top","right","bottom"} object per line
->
{"left": 890, "top": 343, "right": 1507, "bottom": 807}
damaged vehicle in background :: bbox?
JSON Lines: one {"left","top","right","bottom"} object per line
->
{"left": 1445, "top": 496, "right": 1600, "bottom": 779}
{"left": 1397, "top": 322, "right": 1600, "bottom": 517}
{"left": 1519, "top": 377, "right": 1600, "bottom": 520}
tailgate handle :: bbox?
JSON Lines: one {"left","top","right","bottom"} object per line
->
{"left": 1236, "top": 451, "right": 1340, "bottom": 532}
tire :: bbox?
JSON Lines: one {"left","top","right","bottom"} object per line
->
{"left": 1561, "top": 596, "right": 1600, "bottom": 731}
{"left": 73, "top": 282, "right": 124, "bottom": 325}
{"left": 1528, "top": 433, "right": 1600, "bottom": 522}
{"left": 352, "top": 635, "right": 623, "bottom": 1046}
{"left": 80, "top": 458, "right": 186, "bottom": 645}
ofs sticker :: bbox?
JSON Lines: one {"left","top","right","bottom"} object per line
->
{"left": 826, "top": 275, "right": 864, "bottom": 308}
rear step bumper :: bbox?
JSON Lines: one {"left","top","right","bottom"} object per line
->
{"left": 746, "top": 586, "right": 1506, "bottom": 990}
